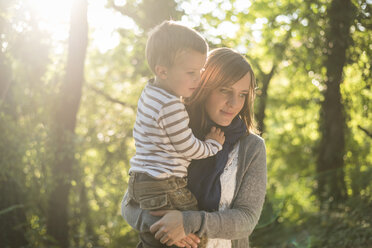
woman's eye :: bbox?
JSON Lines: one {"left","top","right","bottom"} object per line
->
{"left": 187, "top": 71, "right": 195, "bottom": 75}
{"left": 219, "top": 88, "right": 230, "bottom": 94}
{"left": 240, "top": 93, "right": 248, "bottom": 98}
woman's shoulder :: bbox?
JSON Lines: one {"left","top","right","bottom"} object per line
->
{"left": 240, "top": 132, "right": 265, "bottom": 147}
{"left": 238, "top": 132, "right": 266, "bottom": 156}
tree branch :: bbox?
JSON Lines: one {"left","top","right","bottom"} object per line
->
{"left": 86, "top": 84, "right": 136, "bottom": 109}
{"left": 358, "top": 125, "right": 372, "bottom": 139}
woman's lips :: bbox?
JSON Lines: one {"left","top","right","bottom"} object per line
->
{"left": 220, "top": 110, "right": 234, "bottom": 116}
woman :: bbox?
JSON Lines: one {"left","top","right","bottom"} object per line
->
{"left": 122, "top": 47, "right": 267, "bottom": 248}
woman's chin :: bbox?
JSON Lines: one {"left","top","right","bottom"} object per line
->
{"left": 214, "top": 118, "right": 233, "bottom": 127}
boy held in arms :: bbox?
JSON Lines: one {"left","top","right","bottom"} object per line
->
{"left": 126, "top": 21, "right": 224, "bottom": 247}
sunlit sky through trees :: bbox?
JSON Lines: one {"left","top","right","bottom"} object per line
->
{"left": 19, "top": 0, "right": 264, "bottom": 54}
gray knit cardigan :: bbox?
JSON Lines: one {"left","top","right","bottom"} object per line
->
{"left": 121, "top": 133, "right": 267, "bottom": 248}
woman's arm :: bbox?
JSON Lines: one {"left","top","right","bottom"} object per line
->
{"left": 122, "top": 197, "right": 199, "bottom": 247}
{"left": 152, "top": 136, "right": 267, "bottom": 240}
{"left": 183, "top": 137, "right": 266, "bottom": 239}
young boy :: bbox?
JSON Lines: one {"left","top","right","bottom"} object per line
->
{"left": 126, "top": 21, "right": 224, "bottom": 247}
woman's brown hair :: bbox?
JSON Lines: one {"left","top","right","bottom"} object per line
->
{"left": 186, "top": 47, "right": 257, "bottom": 138}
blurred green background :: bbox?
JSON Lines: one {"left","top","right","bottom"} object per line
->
{"left": 0, "top": 0, "right": 371, "bottom": 247}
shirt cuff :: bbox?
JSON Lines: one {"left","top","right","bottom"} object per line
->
{"left": 182, "top": 210, "right": 203, "bottom": 235}
{"left": 205, "top": 139, "right": 223, "bottom": 151}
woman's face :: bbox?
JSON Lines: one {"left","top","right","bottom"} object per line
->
{"left": 205, "top": 72, "right": 251, "bottom": 126}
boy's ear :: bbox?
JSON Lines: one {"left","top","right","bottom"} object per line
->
{"left": 155, "top": 65, "right": 168, "bottom": 80}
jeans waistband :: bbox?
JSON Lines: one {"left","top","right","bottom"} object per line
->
{"left": 128, "top": 172, "right": 188, "bottom": 197}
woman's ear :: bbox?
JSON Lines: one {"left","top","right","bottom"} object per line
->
{"left": 155, "top": 65, "right": 168, "bottom": 80}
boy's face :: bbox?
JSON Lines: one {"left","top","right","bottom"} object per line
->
{"left": 159, "top": 50, "right": 207, "bottom": 97}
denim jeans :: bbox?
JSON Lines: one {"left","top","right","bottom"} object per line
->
{"left": 126, "top": 172, "right": 205, "bottom": 248}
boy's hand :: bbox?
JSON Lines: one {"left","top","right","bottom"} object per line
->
{"left": 205, "top": 127, "right": 225, "bottom": 145}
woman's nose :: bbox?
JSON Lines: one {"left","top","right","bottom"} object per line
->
{"left": 227, "top": 94, "right": 238, "bottom": 107}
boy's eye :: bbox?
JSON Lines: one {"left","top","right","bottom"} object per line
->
{"left": 240, "top": 93, "right": 248, "bottom": 98}
{"left": 187, "top": 71, "right": 196, "bottom": 75}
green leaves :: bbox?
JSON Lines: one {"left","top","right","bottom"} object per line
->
{"left": 0, "top": 0, "right": 370, "bottom": 247}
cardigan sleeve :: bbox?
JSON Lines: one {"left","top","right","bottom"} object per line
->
{"left": 182, "top": 135, "right": 267, "bottom": 239}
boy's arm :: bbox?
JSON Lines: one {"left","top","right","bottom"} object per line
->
{"left": 158, "top": 101, "right": 222, "bottom": 159}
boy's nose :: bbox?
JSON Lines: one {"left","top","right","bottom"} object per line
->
{"left": 194, "top": 73, "right": 201, "bottom": 83}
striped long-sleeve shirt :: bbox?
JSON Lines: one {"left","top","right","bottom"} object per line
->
{"left": 129, "top": 82, "right": 222, "bottom": 179}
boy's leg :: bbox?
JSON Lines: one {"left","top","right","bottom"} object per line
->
{"left": 123, "top": 197, "right": 166, "bottom": 248}
{"left": 128, "top": 173, "right": 204, "bottom": 247}
{"left": 128, "top": 173, "right": 178, "bottom": 248}
{"left": 167, "top": 185, "right": 198, "bottom": 211}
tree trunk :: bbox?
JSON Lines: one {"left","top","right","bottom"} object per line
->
{"left": 256, "top": 65, "right": 276, "bottom": 134}
{"left": 316, "top": 0, "right": 354, "bottom": 208}
{"left": 46, "top": 0, "right": 88, "bottom": 247}
{"left": 0, "top": 32, "right": 29, "bottom": 248}
{"left": 0, "top": 177, "right": 28, "bottom": 247}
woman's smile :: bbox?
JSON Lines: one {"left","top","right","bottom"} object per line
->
{"left": 220, "top": 110, "right": 234, "bottom": 116}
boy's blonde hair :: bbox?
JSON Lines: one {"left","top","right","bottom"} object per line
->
{"left": 145, "top": 20, "right": 208, "bottom": 73}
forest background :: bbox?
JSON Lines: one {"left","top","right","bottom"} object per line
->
{"left": 1, "top": 0, "right": 371, "bottom": 247}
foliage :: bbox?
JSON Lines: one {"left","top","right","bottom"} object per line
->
{"left": 0, "top": 0, "right": 371, "bottom": 247}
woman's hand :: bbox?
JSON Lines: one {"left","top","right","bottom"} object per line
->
{"left": 149, "top": 210, "right": 187, "bottom": 246}
{"left": 173, "top": 233, "right": 200, "bottom": 248}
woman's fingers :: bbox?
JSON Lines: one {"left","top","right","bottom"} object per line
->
{"left": 155, "top": 229, "right": 171, "bottom": 245}
{"left": 150, "top": 210, "right": 186, "bottom": 244}
{"left": 173, "top": 241, "right": 186, "bottom": 247}
{"left": 186, "top": 233, "right": 200, "bottom": 245}
{"left": 160, "top": 232, "right": 171, "bottom": 244}
{"left": 182, "top": 237, "right": 197, "bottom": 248}
{"left": 149, "top": 211, "right": 171, "bottom": 234}
{"left": 149, "top": 220, "right": 160, "bottom": 234}
{"left": 149, "top": 211, "right": 171, "bottom": 238}
{"left": 173, "top": 234, "right": 199, "bottom": 248}
{"left": 174, "top": 240, "right": 196, "bottom": 248}
{"left": 153, "top": 226, "right": 165, "bottom": 240}
{"left": 153, "top": 226, "right": 175, "bottom": 246}
{"left": 165, "top": 238, "right": 176, "bottom": 246}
